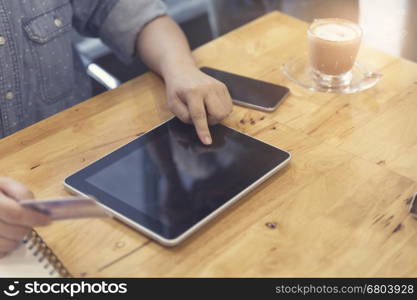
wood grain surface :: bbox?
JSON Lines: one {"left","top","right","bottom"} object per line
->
{"left": 1, "top": 12, "right": 416, "bottom": 277}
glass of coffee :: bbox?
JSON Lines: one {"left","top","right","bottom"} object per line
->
{"left": 308, "top": 18, "right": 362, "bottom": 88}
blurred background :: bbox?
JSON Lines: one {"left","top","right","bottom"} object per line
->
{"left": 75, "top": 0, "right": 416, "bottom": 96}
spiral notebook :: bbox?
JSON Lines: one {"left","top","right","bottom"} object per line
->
{"left": 0, "top": 230, "right": 71, "bottom": 278}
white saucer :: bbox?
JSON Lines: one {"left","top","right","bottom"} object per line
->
{"left": 282, "top": 55, "right": 382, "bottom": 94}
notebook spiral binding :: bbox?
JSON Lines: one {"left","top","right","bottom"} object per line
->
{"left": 22, "top": 230, "right": 72, "bottom": 278}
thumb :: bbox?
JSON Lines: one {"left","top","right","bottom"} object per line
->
{"left": 0, "top": 177, "right": 34, "bottom": 201}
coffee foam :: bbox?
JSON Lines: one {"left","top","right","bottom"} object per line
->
{"left": 312, "top": 23, "right": 359, "bottom": 42}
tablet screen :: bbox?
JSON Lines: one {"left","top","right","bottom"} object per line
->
{"left": 66, "top": 118, "right": 290, "bottom": 239}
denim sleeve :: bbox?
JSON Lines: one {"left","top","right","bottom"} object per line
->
{"left": 100, "top": 0, "right": 167, "bottom": 64}
{"left": 72, "top": 0, "right": 167, "bottom": 64}
{"left": 71, "top": 0, "right": 119, "bottom": 37}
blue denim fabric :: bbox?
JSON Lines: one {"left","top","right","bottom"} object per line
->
{"left": 0, "top": 0, "right": 166, "bottom": 138}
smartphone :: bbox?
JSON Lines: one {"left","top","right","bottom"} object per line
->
{"left": 201, "top": 67, "right": 290, "bottom": 112}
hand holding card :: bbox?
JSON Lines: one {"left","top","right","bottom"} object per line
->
{"left": 20, "top": 196, "right": 110, "bottom": 220}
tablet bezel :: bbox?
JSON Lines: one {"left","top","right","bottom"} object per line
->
{"left": 64, "top": 118, "right": 291, "bottom": 246}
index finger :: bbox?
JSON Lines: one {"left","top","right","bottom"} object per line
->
{"left": 188, "top": 97, "right": 212, "bottom": 145}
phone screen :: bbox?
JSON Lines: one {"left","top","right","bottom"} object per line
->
{"left": 201, "top": 67, "right": 289, "bottom": 111}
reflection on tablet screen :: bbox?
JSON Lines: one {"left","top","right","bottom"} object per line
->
{"left": 73, "top": 118, "right": 290, "bottom": 239}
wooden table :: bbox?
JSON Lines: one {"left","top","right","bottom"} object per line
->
{"left": 2, "top": 11, "right": 417, "bottom": 277}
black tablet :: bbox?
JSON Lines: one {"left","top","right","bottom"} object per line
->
{"left": 64, "top": 118, "right": 291, "bottom": 246}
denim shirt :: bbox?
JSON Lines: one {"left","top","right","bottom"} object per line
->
{"left": 0, "top": 0, "right": 166, "bottom": 138}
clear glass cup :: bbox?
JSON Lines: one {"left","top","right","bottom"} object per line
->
{"left": 308, "top": 18, "right": 363, "bottom": 88}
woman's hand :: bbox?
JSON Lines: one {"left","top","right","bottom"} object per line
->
{"left": 164, "top": 66, "right": 233, "bottom": 145}
{"left": 0, "top": 177, "right": 51, "bottom": 258}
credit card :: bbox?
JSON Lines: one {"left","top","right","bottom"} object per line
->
{"left": 20, "top": 196, "right": 110, "bottom": 220}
